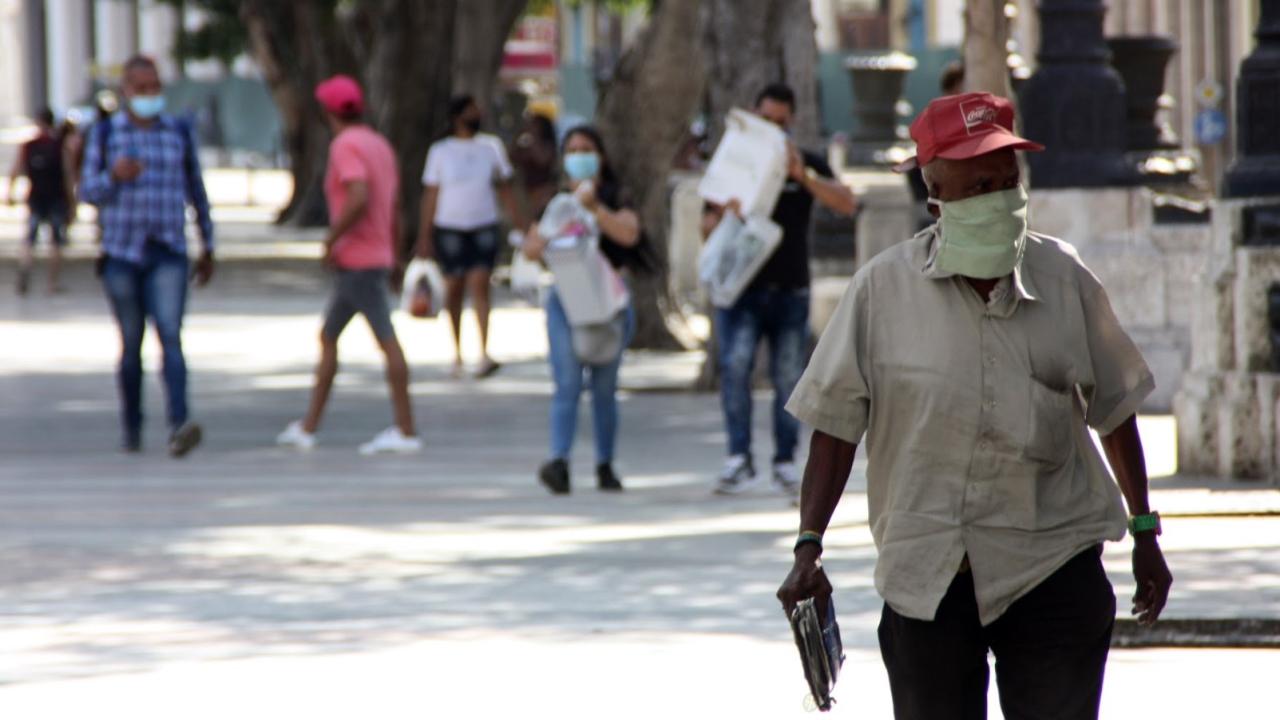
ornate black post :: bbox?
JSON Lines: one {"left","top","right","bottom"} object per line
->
{"left": 1018, "top": 0, "right": 1128, "bottom": 187}
{"left": 1108, "top": 36, "right": 1179, "bottom": 151}
{"left": 844, "top": 51, "right": 917, "bottom": 167}
{"left": 1223, "top": 0, "right": 1280, "bottom": 198}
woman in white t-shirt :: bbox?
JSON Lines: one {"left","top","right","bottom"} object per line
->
{"left": 414, "top": 95, "right": 525, "bottom": 379}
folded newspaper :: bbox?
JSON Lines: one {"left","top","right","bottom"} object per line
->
{"left": 789, "top": 597, "right": 846, "bottom": 712}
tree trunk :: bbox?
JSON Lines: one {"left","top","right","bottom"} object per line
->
{"left": 344, "top": 0, "right": 460, "bottom": 256}
{"left": 240, "top": 0, "right": 355, "bottom": 227}
{"left": 963, "top": 0, "right": 1012, "bottom": 97}
{"left": 695, "top": 0, "right": 823, "bottom": 385}
{"left": 452, "top": 0, "right": 529, "bottom": 110}
{"left": 596, "top": 0, "right": 707, "bottom": 351}
{"left": 701, "top": 0, "right": 822, "bottom": 148}
{"left": 240, "top": 0, "right": 524, "bottom": 247}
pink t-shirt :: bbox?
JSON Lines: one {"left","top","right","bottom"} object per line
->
{"left": 324, "top": 125, "right": 400, "bottom": 270}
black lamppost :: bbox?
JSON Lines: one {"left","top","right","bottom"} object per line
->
{"left": 1223, "top": 0, "right": 1280, "bottom": 198}
{"left": 1018, "top": 0, "right": 1128, "bottom": 187}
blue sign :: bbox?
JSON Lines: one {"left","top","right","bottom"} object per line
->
{"left": 1194, "top": 108, "right": 1228, "bottom": 145}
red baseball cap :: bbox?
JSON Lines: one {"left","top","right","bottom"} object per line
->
{"left": 315, "top": 74, "right": 364, "bottom": 116}
{"left": 894, "top": 92, "right": 1042, "bottom": 172}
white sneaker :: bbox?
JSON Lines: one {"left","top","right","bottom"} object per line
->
{"left": 358, "top": 426, "right": 423, "bottom": 455}
{"left": 714, "top": 454, "right": 758, "bottom": 495}
{"left": 276, "top": 420, "right": 316, "bottom": 450}
{"left": 773, "top": 461, "right": 801, "bottom": 497}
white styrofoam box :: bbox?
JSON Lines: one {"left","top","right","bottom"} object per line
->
{"left": 697, "top": 108, "right": 789, "bottom": 218}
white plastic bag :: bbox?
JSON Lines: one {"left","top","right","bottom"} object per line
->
{"left": 699, "top": 212, "right": 784, "bottom": 308}
{"left": 539, "top": 192, "right": 630, "bottom": 326}
{"left": 400, "top": 258, "right": 445, "bottom": 318}
{"left": 698, "top": 108, "right": 789, "bottom": 217}
{"left": 510, "top": 249, "right": 543, "bottom": 295}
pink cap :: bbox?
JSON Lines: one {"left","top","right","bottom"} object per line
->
{"left": 315, "top": 75, "right": 364, "bottom": 116}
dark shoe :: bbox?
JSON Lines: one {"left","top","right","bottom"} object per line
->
{"left": 16, "top": 268, "right": 30, "bottom": 296}
{"left": 596, "top": 463, "right": 624, "bottom": 492}
{"left": 121, "top": 433, "right": 142, "bottom": 454}
{"left": 538, "top": 459, "right": 570, "bottom": 495}
{"left": 169, "top": 421, "right": 203, "bottom": 458}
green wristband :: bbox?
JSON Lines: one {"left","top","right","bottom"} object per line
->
{"left": 1129, "top": 512, "right": 1161, "bottom": 536}
{"left": 794, "top": 530, "right": 823, "bottom": 553}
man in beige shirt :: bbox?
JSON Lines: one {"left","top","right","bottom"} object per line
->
{"left": 776, "top": 92, "right": 1172, "bottom": 720}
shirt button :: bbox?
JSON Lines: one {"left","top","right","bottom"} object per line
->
{"left": 985, "top": 356, "right": 995, "bottom": 366}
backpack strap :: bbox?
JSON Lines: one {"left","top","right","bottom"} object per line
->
{"left": 95, "top": 117, "right": 113, "bottom": 173}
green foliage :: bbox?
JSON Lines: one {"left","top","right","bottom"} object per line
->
{"left": 525, "top": 0, "right": 652, "bottom": 17}
{"left": 156, "top": 0, "right": 246, "bottom": 68}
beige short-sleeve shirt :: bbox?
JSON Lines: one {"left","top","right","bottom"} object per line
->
{"left": 786, "top": 227, "right": 1153, "bottom": 625}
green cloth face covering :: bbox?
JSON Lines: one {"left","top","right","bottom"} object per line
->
{"left": 931, "top": 185, "right": 1029, "bottom": 280}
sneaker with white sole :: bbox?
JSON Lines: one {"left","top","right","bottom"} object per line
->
{"left": 714, "top": 454, "right": 758, "bottom": 495}
{"left": 276, "top": 420, "right": 316, "bottom": 450}
{"left": 358, "top": 426, "right": 422, "bottom": 455}
{"left": 772, "top": 461, "right": 801, "bottom": 497}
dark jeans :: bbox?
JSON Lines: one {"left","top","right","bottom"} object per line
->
{"left": 878, "top": 547, "right": 1116, "bottom": 720}
{"left": 101, "top": 243, "right": 191, "bottom": 443}
{"left": 715, "top": 286, "right": 809, "bottom": 463}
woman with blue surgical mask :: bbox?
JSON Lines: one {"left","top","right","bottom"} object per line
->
{"left": 521, "top": 125, "right": 654, "bottom": 495}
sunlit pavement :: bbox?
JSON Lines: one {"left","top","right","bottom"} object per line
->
{"left": 2, "top": 247, "right": 1279, "bottom": 718}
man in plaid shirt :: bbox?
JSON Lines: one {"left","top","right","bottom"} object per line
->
{"left": 81, "top": 55, "right": 215, "bottom": 457}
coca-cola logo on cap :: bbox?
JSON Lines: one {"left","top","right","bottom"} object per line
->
{"left": 959, "top": 99, "right": 998, "bottom": 134}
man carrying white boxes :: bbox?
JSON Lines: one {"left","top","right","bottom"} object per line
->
{"left": 699, "top": 84, "right": 858, "bottom": 498}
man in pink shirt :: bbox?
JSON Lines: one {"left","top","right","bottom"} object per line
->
{"left": 277, "top": 75, "right": 421, "bottom": 454}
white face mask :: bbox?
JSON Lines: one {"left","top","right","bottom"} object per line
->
{"left": 928, "top": 185, "right": 1029, "bottom": 279}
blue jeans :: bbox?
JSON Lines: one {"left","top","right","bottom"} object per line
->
{"left": 716, "top": 287, "right": 810, "bottom": 463}
{"left": 101, "top": 243, "right": 190, "bottom": 442}
{"left": 546, "top": 289, "right": 636, "bottom": 463}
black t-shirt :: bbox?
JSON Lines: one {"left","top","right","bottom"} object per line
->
{"left": 22, "top": 133, "right": 66, "bottom": 210}
{"left": 593, "top": 178, "right": 657, "bottom": 275}
{"left": 749, "top": 150, "right": 834, "bottom": 291}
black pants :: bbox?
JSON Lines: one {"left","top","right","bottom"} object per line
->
{"left": 878, "top": 547, "right": 1115, "bottom": 720}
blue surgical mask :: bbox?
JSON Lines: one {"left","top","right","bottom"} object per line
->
{"left": 129, "top": 94, "right": 166, "bottom": 119}
{"left": 563, "top": 152, "right": 600, "bottom": 182}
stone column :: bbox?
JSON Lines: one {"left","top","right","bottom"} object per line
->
{"left": 138, "top": 0, "right": 178, "bottom": 80}
{"left": 94, "top": 0, "right": 138, "bottom": 86}
{"left": 1223, "top": 0, "right": 1280, "bottom": 198}
{"left": 1018, "top": 0, "right": 1128, "bottom": 187}
{"left": 45, "top": 0, "right": 92, "bottom": 112}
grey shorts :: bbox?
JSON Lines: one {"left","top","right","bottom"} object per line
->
{"left": 322, "top": 268, "right": 396, "bottom": 342}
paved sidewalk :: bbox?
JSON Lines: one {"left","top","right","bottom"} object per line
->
{"left": 2, "top": 254, "right": 1278, "bottom": 718}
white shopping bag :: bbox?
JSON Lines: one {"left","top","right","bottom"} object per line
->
{"left": 699, "top": 212, "right": 783, "bottom": 308}
{"left": 698, "top": 108, "right": 790, "bottom": 217}
{"left": 539, "top": 192, "right": 631, "bottom": 326}
{"left": 510, "top": 249, "right": 543, "bottom": 295}
{"left": 400, "top": 258, "right": 445, "bottom": 318}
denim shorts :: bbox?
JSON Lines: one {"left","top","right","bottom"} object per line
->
{"left": 321, "top": 268, "right": 396, "bottom": 342}
{"left": 434, "top": 224, "right": 499, "bottom": 276}
{"left": 27, "top": 202, "right": 69, "bottom": 247}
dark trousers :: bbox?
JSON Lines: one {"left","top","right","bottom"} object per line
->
{"left": 715, "top": 286, "right": 810, "bottom": 463}
{"left": 878, "top": 547, "right": 1115, "bottom": 720}
{"left": 101, "top": 243, "right": 191, "bottom": 442}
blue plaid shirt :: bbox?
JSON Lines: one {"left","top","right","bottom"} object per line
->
{"left": 81, "top": 113, "right": 214, "bottom": 263}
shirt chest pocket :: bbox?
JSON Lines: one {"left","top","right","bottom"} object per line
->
{"left": 1024, "top": 378, "right": 1074, "bottom": 466}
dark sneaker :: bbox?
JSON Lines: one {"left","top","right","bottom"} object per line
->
{"left": 538, "top": 459, "right": 571, "bottom": 495}
{"left": 714, "top": 454, "right": 758, "bottom": 495}
{"left": 596, "top": 463, "right": 624, "bottom": 492}
{"left": 169, "top": 421, "right": 203, "bottom": 458}
{"left": 122, "top": 433, "right": 142, "bottom": 454}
